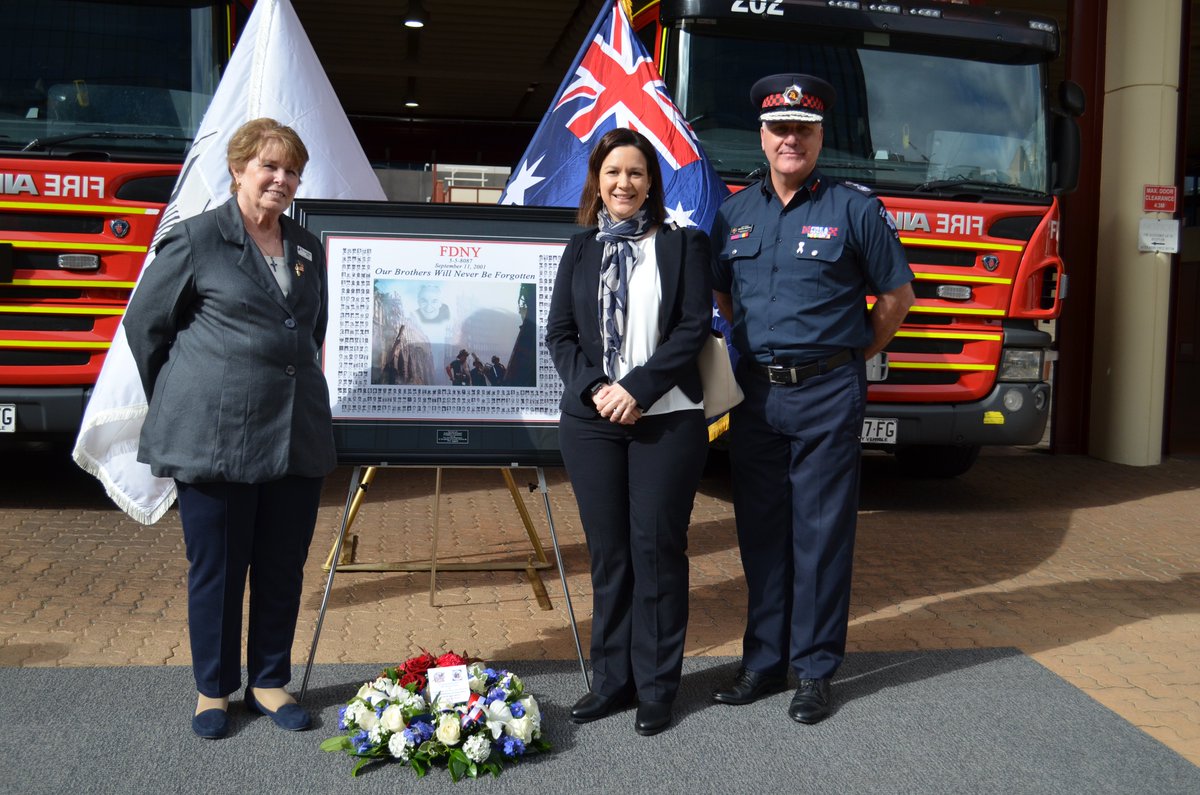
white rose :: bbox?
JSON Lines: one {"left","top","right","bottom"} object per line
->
{"left": 357, "top": 708, "right": 378, "bottom": 731}
{"left": 463, "top": 733, "right": 491, "bottom": 763}
{"left": 506, "top": 715, "right": 535, "bottom": 743}
{"left": 387, "top": 734, "right": 411, "bottom": 761}
{"left": 435, "top": 714, "right": 462, "bottom": 745}
{"left": 379, "top": 704, "right": 407, "bottom": 733}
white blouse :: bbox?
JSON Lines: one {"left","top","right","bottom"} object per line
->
{"left": 609, "top": 232, "right": 703, "bottom": 416}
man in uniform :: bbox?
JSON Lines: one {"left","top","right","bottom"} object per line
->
{"left": 710, "top": 74, "right": 915, "bottom": 724}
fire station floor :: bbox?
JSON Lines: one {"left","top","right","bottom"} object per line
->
{"left": 1, "top": 446, "right": 1198, "bottom": 766}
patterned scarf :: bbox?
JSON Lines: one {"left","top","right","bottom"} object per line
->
{"left": 595, "top": 207, "right": 650, "bottom": 378}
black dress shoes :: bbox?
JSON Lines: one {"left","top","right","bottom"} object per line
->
{"left": 788, "top": 678, "right": 832, "bottom": 724}
{"left": 634, "top": 700, "right": 672, "bottom": 736}
{"left": 712, "top": 668, "right": 787, "bottom": 705}
{"left": 570, "top": 690, "right": 631, "bottom": 724}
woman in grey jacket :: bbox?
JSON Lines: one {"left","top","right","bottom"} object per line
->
{"left": 124, "top": 118, "right": 334, "bottom": 739}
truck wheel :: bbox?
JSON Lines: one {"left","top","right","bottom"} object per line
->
{"left": 894, "top": 444, "right": 980, "bottom": 478}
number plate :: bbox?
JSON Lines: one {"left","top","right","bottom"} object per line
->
{"left": 861, "top": 417, "right": 897, "bottom": 445}
{"left": 1, "top": 404, "right": 15, "bottom": 433}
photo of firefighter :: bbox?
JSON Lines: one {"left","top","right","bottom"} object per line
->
{"left": 370, "top": 278, "right": 538, "bottom": 388}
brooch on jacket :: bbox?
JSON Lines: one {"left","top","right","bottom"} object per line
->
{"left": 295, "top": 244, "right": 313, "bottom": 278}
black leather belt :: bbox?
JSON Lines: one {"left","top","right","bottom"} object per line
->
{"left": 758, "top": 349, "right": 854, "bottom": 385}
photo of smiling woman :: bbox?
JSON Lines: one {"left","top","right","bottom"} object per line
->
{"left": 545, "top": 127, "right": 713, "bottom": 737}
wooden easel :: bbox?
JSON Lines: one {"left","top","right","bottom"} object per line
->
{"left": 299, "top": 465, "right": 588, "bottom": 699}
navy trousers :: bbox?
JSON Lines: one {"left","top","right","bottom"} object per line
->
{"left": 729, "top": 356, "right": 866, "bottom": 680}
{"left": 176, "top": 476, "right": 323, "bottom": 697}
{"left": 558, "top": 409, "right": 708, "bottom": 702}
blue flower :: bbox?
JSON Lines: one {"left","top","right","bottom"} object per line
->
{"left": 401, "top": 727, "right": 420, "bottom": 745}
{"left": 352, "top": 730, "right": 373, "bottom": 754}
{"left": 410, "top": 719, "right": 435, "bottom": 742}
{"left": 509, "top": 701, "right": 525, "bottom": 718}
{"left": 496, "top": 735, "right": 526, "bottom": 758}
{"left": 487, "top": 687, "right": 507, "bottom": 703}
{"left": 338, "top": 706, "right": 349, "bottom": 730}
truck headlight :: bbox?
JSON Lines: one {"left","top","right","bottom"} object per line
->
{"left": 998, "top": 348, "right": 1044, "bottom": 382}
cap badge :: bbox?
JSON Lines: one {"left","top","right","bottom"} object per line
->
{"left": 783, "top": 85, "right": 804, "bottom": 106}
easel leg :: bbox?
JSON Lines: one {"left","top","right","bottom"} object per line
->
{"left": 428, "top": 467, "right": 443, "bottom": 607}
{"left": 537, "top": 466, "right": 589, "bottom": 690}
{"left": 501, "top": 468, "right": 553, "bottom": 610}
{"left": 322, "top": 466, "right": 376, "bottom": 570}
{"left": 300, "top": 465, "right": 364, "bottom": 702}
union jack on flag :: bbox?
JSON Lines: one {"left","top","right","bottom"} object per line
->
{"left": 500, "top": 0, "right": 728, "bottom": 233}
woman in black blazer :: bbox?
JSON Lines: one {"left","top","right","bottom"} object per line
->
{"left": 124, "top": 119, "right": 334, "bottom": 739}
{"left": 546, "top": 128, "right": 712, "bottom": 736}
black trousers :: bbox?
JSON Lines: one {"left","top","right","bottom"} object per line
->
{"left": 176, "top": 476, "right": 323, "bottom": 698}
{"left": 729, "top": 357, "right": 866, "bottom": 680}
{"left": 559, "top": 409, "right": 708, "bottom": 702}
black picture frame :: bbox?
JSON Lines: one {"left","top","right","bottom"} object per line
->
{"left": 294, "top": 200, "right": 582, "bottom": 466}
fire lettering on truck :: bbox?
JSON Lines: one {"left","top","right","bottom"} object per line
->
{"left": 44, "top": 174, "right": 105, "bottom": 199}
{"left": 887, "top": 211, "right": 984, "bottom": 237}
{"left": 0, "top": 173, "right": 106, "bottom": 199}
{"left": 1, "top": 173, "right": 38, "bottom": 196}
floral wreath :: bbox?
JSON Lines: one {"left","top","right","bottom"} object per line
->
{"left": 322, "top": 650, "right": 550, "bottom": 780}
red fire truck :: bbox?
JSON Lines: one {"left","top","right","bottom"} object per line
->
{"left": 0, "top": 0, "right": 248, "bottom": 442}
{"left": 632, "top": 0, "right": 1082, "bottom": 475}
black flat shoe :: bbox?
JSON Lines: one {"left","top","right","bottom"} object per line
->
{"left": 245, "top": 688, "right": 312, "bottom": 731}
{"left": 570, "top": 690, "right": 631, "bottom": 724}
{"left": 634, "top": 700, "right": 672, "bottom": 736}
{"left": 191, "top": 708, "right": 229, "bottom": 739}
{"left": 712, "top": 668, "right": 787, "bottom": 705}
{"left": 788, "top": 678, "right": 832, "bottom": 724}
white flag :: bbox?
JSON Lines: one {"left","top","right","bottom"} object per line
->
{"left": 72, "top": 0, "right": 385, "bottom": 524}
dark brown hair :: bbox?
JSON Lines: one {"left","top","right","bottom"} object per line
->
{"left": 226, "top": 117, "right": 310, "bottom": 194}
{"left": 575, "top": 128, "right": 666, "bottom": 227}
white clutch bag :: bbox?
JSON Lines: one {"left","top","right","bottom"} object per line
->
{"left": 697, "top": 331, "right": 744, "bottom": 419}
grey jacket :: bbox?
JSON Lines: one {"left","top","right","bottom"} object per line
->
{"left": 124, "top": 198, "right": 336, "bottom": 483}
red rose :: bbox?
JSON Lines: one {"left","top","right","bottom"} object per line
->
{"left": 402, "top": 651, "right": 437, "bottom": 676}
{"left": 436, "top": 651, "right": 470, "bottom": 667}
{"left": 398, "top": 670, "right": 426, "bottom": 691}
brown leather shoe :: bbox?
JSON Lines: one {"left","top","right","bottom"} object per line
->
{"left": 712, "top": 668, "right": 787, "bottom": 705}
{"left": 788, "top": 678, "right": 832, "bottom": 724}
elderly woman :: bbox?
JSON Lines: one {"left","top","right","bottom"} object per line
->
{"left": 124, "top": 118, "right": 334, "bottom": 739}
{"left": 545, "top": 128, "right": 713, "bottom": 736}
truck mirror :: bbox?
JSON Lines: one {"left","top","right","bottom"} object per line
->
{"left": 1059, "top": 80, "right": 1086, "bottom": 118}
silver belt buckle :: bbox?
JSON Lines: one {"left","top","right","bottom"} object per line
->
{"left": 766, "top": 366, "right": 793, "bottom": 385}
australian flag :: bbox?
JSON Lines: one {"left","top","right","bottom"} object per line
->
{"left": 499, "top": 1, "right": 728, "bottom": 233}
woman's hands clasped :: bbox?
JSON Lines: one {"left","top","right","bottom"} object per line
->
{"left": 592, "top": 383, "right": 642, "bottom": 425}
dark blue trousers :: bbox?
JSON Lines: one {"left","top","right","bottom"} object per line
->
{"left": 729, "top": 357, "right": 866, "bottom": 680}
{"left": 176, "top": 476, "right": 323, "bottom": 697}
{"left": 558, "top": 409, "right": 708, "bottom": 702}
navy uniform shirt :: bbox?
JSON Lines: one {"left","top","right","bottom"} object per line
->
{"left": 711, "top": 169, "right": 912, "bottom": 364}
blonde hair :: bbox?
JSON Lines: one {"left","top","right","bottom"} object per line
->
{"left": 226, "top": 118, "right": 309, "bottom": 194}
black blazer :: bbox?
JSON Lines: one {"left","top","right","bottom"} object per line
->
{"left": 546, "top": 224, "right": 713, "bottom": 419}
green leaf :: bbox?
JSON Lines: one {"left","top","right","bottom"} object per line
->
{"left": 319, "top": 735, "right": 352, "bottom": 753}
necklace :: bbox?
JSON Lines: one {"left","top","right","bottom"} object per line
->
{"left": 248, "top": 223, "right": 283, "bottom": 257}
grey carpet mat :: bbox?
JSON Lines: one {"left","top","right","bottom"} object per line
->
{"left": 2, "top": 650, "right": 1196, "bottom": 794}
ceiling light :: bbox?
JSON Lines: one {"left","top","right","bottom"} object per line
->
{"left": 404, "top": 0, "right": 428, "bottom": 28}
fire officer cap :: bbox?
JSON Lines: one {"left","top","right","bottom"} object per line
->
{"left": 752, "top": 73, "right": 836, "bottom": 124}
